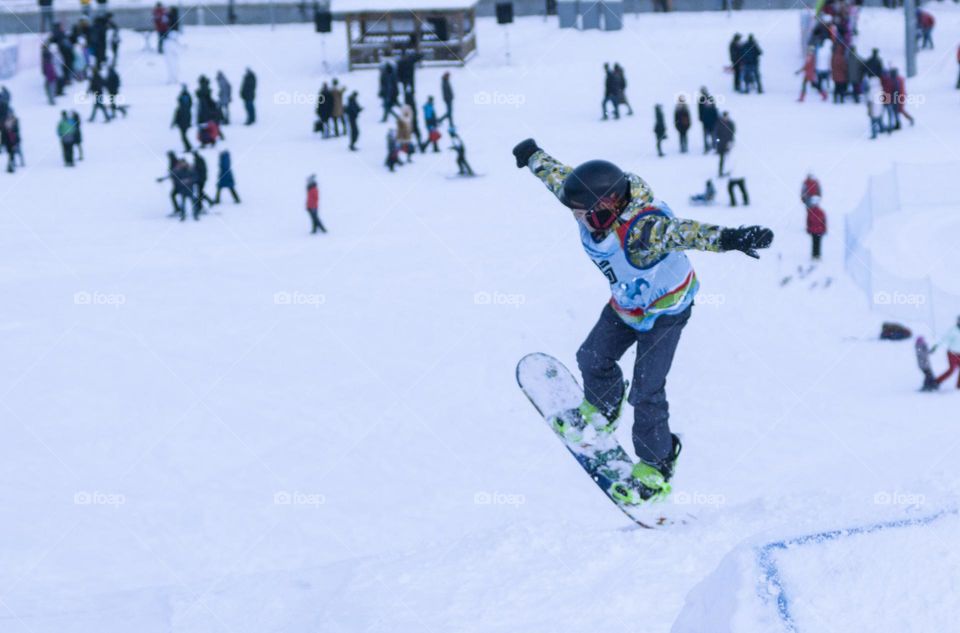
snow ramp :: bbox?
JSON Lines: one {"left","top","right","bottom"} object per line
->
{"left": 671, "top": 508, "right": 960, "bottom": 633}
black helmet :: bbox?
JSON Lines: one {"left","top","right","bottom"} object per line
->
{"left": 560, "top": 160, "right": 629, "bottom": 230}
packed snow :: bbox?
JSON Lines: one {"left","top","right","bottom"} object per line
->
{"left": 2, "top": 5, "right": 959, "bottom": 633}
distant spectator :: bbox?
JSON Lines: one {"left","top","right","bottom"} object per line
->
{"left": 345, "top": 91, "right": 362, "bottom": 151}
{"left": 1, "top": 112, "right": 22, "bottom": 173}
{"left": 172, "top": 84, "right": 192, "bottom": 151}
{"left": 741, "top": 34, "right": 763, "bottom": 94}
{"left": 41, "top": 45, "right": 58, "bottom": 105}
{"left": 653, "top": 104, "right": 666, "bottom": 158}
{"left": 240, "top": 68, "right": 256, "bottom": 125}
{"left": 831, "top": 44, "right": 848, "bottom": 103}
{"left": 673, "top": 96, "right": 691, "bottom": 153}
{"left": 331, "top": 78, "right": 346, "bottom": 137}
{"left": 602, "top": 63, "right": 619, "bottom": 120}
{"left": 715, "top": 111, "right": 735, "bottom": 177}
{"left": 216, "top": 71, "right": 232, "bottom": 124}
{"left": 806, "top": 197, "right": 827, "bottom": 260}
{"left": 893, "top": 68, "right": 914, "bottom": 127}
{"left": 613, "top": 63, "right": 632, "bottom": 116}
{"left": 867, "top": 87, "right": 887, "bottom": 138}
{"left": 801, "top": 173, "right": 821, "bottom": 207}
{"left": 105, "top": 65, "right": 128, "bottom": 118}
{"left": 305, "top": 174, "right": 326, "bottom": 234}
{"left": 797, "top": 46, "right": 827, "bottom": 101}
{"left": 864, "top": 48, "right": 884, "bottom": 79}
{"left": 153, "top": 2, "right": 170, "bottom": 53}
{"left": 729, "top": 33, "right": 744, "bottom": 93}
{"left": 846, "top": 45, "right": 866, "bottom": 103}
{"left": 213, "top": 150, "right": 240, "bottom": 204}
{"left": 931, "top": 316, "right": 960, "bottom": 389}
{"left": 440, "top": 71, "right": 454, "bottom": 124}
{"left": 917, "top": 9, "right": 934, "bottom": 50}
{"left": 70, "top": 111, "right": 84, "bottom": 160}
{"left": 697, "top": 87, "right": 718, "bottom": 153}
{"left": 57, "top": 110, "right": 78, "bottom": 166}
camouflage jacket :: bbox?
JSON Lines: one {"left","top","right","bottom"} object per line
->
{"left": 527, "top": 150, "right": 724, "bottom": 268}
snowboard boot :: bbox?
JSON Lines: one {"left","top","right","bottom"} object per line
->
{"left": 551, "top": 382, "right": 628, "bottom": 442}
{"left": 612, "top": 434, "right": 683, "bottom": 505}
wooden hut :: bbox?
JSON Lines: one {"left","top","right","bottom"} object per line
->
{"left": 341, "top": 0, "right": 478, "bottom": 70}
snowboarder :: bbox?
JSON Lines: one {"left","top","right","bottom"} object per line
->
{"left": 305, "top": 174, "right": 326, "bottom": 234}
{"left": 806, "top": 196, "right": 827, "bottom": 260}
{"left": 213, "top": 150, "right": 240, "bottom": 204}
{"left": 449, "top": 126, "right": 474, "bottom": 176}
{"left": 512, "top": 138, "right": 773, "bottom": 502}
{"left": 931, "top": 317, "right": 960, "bottom": 389}
{"left": 240, "top": 68, "right": 256, "bottom": 125}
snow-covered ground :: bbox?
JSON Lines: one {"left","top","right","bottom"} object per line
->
{"left": 2, "top": 7, "right": 959, "bottom": 632}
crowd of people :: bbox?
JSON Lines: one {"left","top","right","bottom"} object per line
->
{"left": 158, "top": 149, "right": 239, "bottom": 221}
{"left": 601, "top": 63, "right": 633, "bottom": 120}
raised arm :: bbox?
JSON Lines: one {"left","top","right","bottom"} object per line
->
{"left": 624, "top": 215, "right": 723, "bottom": 264}
{"left": 527, "top": 149, "right": 573, "bottom": 201}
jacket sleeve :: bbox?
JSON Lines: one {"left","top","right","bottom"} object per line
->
{"left": 623, "top": 215, "right": 724, "bottom": 264}
{"left": 527, "top": 150, "right": 573, "bottom": 202}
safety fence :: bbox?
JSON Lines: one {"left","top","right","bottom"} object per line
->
{"left": 844, "top": 162, "right": 960, "bottom": 338}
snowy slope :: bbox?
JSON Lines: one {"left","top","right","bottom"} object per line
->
{"left": 2, "top": 6, "right": 959, "bottom": 632}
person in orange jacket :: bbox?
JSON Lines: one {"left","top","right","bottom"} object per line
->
{"left": 797, "top": 47, "right": 826, "bottom": 102}
{"left": 306, "top": 174, "right": 326, "bottom": 234}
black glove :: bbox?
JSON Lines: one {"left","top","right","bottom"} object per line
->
{"left": 719, "top": 226, "right": 774, "bottom": 259}
{"left": 512, "top": 138, "right": 540, "bottom": 169}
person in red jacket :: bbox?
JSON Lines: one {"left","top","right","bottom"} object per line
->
{"left": 806, "top": 196, "right": 827, "bottom": 260}
{"left": 894, "top": 69, "right": 914, "bottom": 127}
{"left": 305, "top": 174, "right": 326, "bottom": 234}
{"left": 917, "top": 10, "right": 934, "bottom": 50}
{"left": 796, "top": 47, "right": 826, "bottom": 102}
{"left": 153, "top": 2, "right": 170, "bottom": 53}
{"left": 801, "top": 172, "right": 821, "bottom": 207}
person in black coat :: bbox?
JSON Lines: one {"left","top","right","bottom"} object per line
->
{"left": 864, "top": 48, "right": 884, "bottom": 79}
{"left": 741, "top": 34, "right": 763, "bottom": 94}
{"left": 449, "top": 127, "right": 474, "bottom": 176}
{"left": 714, "top": 111, "right": 735, "bottom": 177}
{"left": 196, "top": 74, "right": 216, "bottom": 125}
{"left": 602, "top": 63, "right": 619, "bottom": 120}
{"left": 396, "top": 50, "right": 423, "bottom": 99}
{"left": 697, "top": 87, "right": 718, "bottom": 153}
{"left": 239, "top": 68, "right": 256, "bottom": 125}
{"left": 105, "top": 65, "right": 127, "bottom": 118}
{"left": 172, "top": 85, "right": 192, "bottom": 152}
{"left": 69, "top": 111, "right": 84, "bottom": 160}
{"left": 88, "top": 67, "right": 112, "bottom": 122}
{"left": 440, "top": 72, "right": 454, "bottom": 124}
{"left": 378, "top": 60, "right": 399, "bottom": 122}
{"left": 316, "top": 82, "right": 333, "bottom": 137}
{"left": 653, "top": 104, "right": 666, "bottom": 157}
{"left": 192, "top": 151, "right": 214, "bottom": 210}
{"left": 345, "top": 91, "right": 362, "bottom": 151}
{"left": 729, "top": 33, "right": 744, "bottom": 93}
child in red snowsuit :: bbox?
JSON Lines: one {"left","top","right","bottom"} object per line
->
{"left": 806, "top": 200, "right": 827, "bottom": 260}
{"left": 305, "top": 174, "right": 325, "bottom": 234}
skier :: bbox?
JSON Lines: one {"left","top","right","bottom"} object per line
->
{"left": 213, "top": 150, "right": 240, "bottom": 204}
{"left": 931, "top": 316, "right": 960, "bottom": 389}
{"left": 806, "top": 196, "right": 827, "bottom": 260}
{"left": 305, "top": 174, "right": 326, "bottom": 234}
{"left": 512, "top": 138, "right": 773, "bottom": 502}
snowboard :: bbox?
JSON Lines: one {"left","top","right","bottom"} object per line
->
{"left": 516, "top": 352, "right": 679, "bottom": 529}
